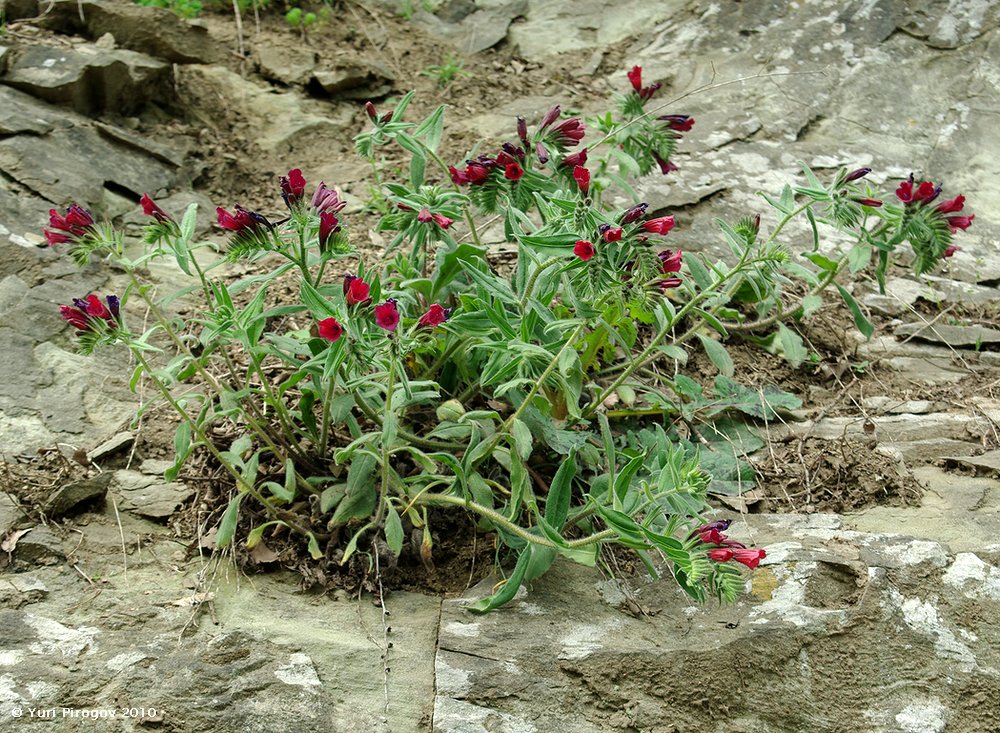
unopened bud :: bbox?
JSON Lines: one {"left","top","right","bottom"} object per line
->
{"left": 365, "top": 101, "right": 378, "bottom": 121}
{"left": 844, "top": 167, "right": 871, "bottom": 183}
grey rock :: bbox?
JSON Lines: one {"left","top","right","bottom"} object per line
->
{"left": 412, "top": 0, "right": 528, "bottom": 54}
{"left": 86, "top": 432, "right": 135, "bottom": 463}
{"left": 0, "top": 0, "right": 37, "bottom": 20}
{"left": 0, "top": 574, "right": 50, "bottom": 608}
{"left": 13, "top": 526, "right": 66, "bottom": 565}
{"left": 310, "top": 60, "right": 394, "bottom": 100}
{"left": 3, "top": 44, "right": 173, "bottom": 116}
{"left": 895, "top": 321, "right": 1000, "bottom": 348}
{"left": 435, "top": 517, "right": 999, "bottom": 732}
{"left": 44, "top": 472, "right": 112, "bottom": 518}
{"left": 36, "top": 0, "right": 223, "bottom": 64}
{"left": 0, "top": 492, "right": 21, "bottom": 537}
{"left": 0, "top": 45, "right": 9, "bottom": 76}
{"left": 111, "top": 469, "right": 194, "bottom": 519}
{"left": 256, "top": 44, "right": 317, "bottom": 86}
{"left": 770, "top": 412, "right": 987, "bottom": 443}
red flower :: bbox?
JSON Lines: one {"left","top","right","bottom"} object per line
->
{"left": 698, "top": 528, "right": 727, "bottom": 545}
{"left": 504, "top": 163, "right": 524, "bottom": 181}
{"left": 573, "top": 166, "right": 590, "bottom": 195}
{"left": 417, "top": 208, "right": 433, "bottom": 223}
{"left": 140, "top": 193, "right": 171, "bottom": 223}
{"left": 561, "top": 148, "right": 588, "bottom": 168}
{"left": 627, "top": 65, "right": 643, "bottom": 92}
{"left": 652, "top": 152, "right": 679, "bottom": 175}
{"left": 936, "top": 195, "right": 966, "bottom": 214}
{"left": 216, "top": 205, "right": 268, "bottom": 233}
{"left": 658, "top": 249, "right": 682, "bottom": 274}
{"left": 732, "top": 548, "right": 766, "bottom": 569}
{"left": 659, "top": 277, "right": 682, "bottom": 290}
{"left": 319, "top": 211, "right": 340, "bottom": 248}
{"left": 551, "top": 118, "right": 585, "bottom": 147}
{"left": 343, "top": 275, "right": 371, "bottom": 306}
{"left": 317, "top": 317, "right": 343, "bottom": 342}
{"left": 432, "top": 213, "right": 454, "bottom": 229}
{"left": 539, "top": 104, "right": 561, "bottom": 130}
{"left": 708, "top": 548, "right": 735, "bottom": 563}
{"left": 374, "top": 299, "right": 400, "bottom": 332}
{"left": 895, "top": 176, "right": 940, "bottom": 204}
{"left": 280, "top": 168, "right": 307, "bottom": 207}
{"left": 418, "top": 304, "right": 451, "bottom": 327}
{"left": 660, "top": 115, "right": 694, "bottom": 132}
{"left": 45, "top": 204, "right": 95, "bottom": 246}
{"left": 449, "top": 162, "right": 491, "bottom": 186}
{"left": 60, "top": 294, "right": 120, "bottom": 332}
{"left": 601, "top": 226, "right": 623, "bottom": 243}
{"left": 621, "top": 203, "right": 648, "bottom": 224}
{"left": 852, "top": 197, "right": 883, "bottom": 208}
{"left": 574, "top": 240, "right": 595, "bottom": 261}
{"left": 947, "top": 215, "right": 975, "bottom": 232}
{"left": 643, "top": 216, "right": 675, "bottom": 235}
{"left": 944, "top": 245, "right": 960, "bottom": 258}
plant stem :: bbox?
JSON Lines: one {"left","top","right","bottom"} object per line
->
{"left": 518, "top": 257, "right": 560, "bottom": 310}
{"left": 354, "top": 394, "right": 466, "bottom": 451}
{"left": 373, "top": 346, "right": 397, "bottom": 529}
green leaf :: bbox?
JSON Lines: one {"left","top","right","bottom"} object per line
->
{"left": 777, "top": 324, "right": 808, "bottom": 367}
{"left": 800, "top": 294, "right": 823, "bottom": 319}
{"left": 803, "top": 252, "right": 839, "bottom": 272}
{"left": 413, "top": 104, "right": 446, "bottom": 151}
{"left": 510, "top": 418, "right": 533, "bottom": 461}
{"left": 300, "top": 279, "right": 340, "bottom": 320}
{"left": 320, "top": 484, "right": 346, "bottom": 513}
{"left": 516, "top": 232, "right": 580, "bottom": 257}
{"left": 216, "top": 493, "right": 244, "bottom": 548}
{"left": 835, "top": 284, "right": 874, "bottom": 340}
{"left": 545, "top": 450, "right": 577, "bottom": 530}
{"left": 467, "top": 546, "right": 533, "bottom": 614}
{"left": 179, "top": 203, "right": 198, "bottom": 242}
{"left": 306, "top": 533, "right": 324, "bottom": 560}
{"left": 331, "top": 453, "right": 378, "bottom": 525}
{"left": 847, "top": 242, "right": 871, "bottom": 272}
{"left": 384, "top": 503, "right": 404, "bottom": 556}
{"left": 712, "top": 375, "right": 802, "bottom": 419}
{"left": 696, "top": 333, "right": 734, "bottom": 377}
{"left": 409, "top": 152, "right": 426, "bottom": 188}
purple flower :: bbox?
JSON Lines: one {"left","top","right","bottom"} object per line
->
{"left": 659, "top": 115, "right": 694, "bottom": 132}
{"left": 621, "top": 203, "right": 648, "bottom": 224}
{"left": 311, "top": 182, "right": 347, "bottom": 214}
{"left": 59, "top": 294, "right": 120, "bottom": 332}
{"left": 539, "top": 104, "right": 561, "bottom": 130}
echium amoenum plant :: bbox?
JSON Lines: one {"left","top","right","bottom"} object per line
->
{"left": 48, "top": 64, "right": 974, "bottom": 611}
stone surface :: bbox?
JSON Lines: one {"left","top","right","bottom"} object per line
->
{"left": 86, "top": 432, "right": 135, "bottom": 463}
{"left": 0, "top": 492, "right": 21, "bottom": 537}
{"left": 256, "top": 44, "right": 317, "bottom": 86}
{"left": 412, "top": 0, "right": 528, "bottom": 54}
{"left": 3, "top": 43, "right": 173, "bottom": 115}
{"left": 895, "top": 321, "right": 1000, "bottom": 348}
{"left": 435, "top": 515, "right": 1000, "bottom": 733}
{"left": 111, "top": 469, "right": 195, "bottom": 519}
{"left": 35, "top": 0, "right": 223, "bottom": 64}
{"left": 12, "top": 526, "right": 66, "bottom": 565}
{"left": 310, "top": 59, "right": 394, "bottom": 99}
{"left": 44, "top": 472, "right": 112, "bottom": 518}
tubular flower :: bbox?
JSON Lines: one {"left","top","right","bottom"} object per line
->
{"left": 936, "top": 195, "right": 965, "bottom": 214}
{"left": 319, "top": 212, "right": 341, "bottom": 249}
{"left": 895, "top": 175, "right": 940, "bottom": 205}
{"left": 216, "top": 205, "right": 270, "bottom": 234}
{"left": 449, "top": 162, "right": 491, "bottom": 186}
{"left": 573, "top": 166, "right": 591, "bottom": 196}
{"left": 944, "top": 245, "right": 960, "bottom": 258}
{"left": 946, "top": 215, "right": 974, "bottom": 232}
{"left": 317, "top": 317, "right": 343, "bottom": 342}
{"left": 627, "top": 65, "right": 643, "bottom": 92}
{"left": 311, "top": 182, "right": 347, "bottom": 214}
{"left": 574, "top": 240, "right": 595, "bottom": 261}
{"left": 517, "top": 115, "right": 529, "bottom": 147}
{"left": 621, "top": 203, "right": 649, "bottom": 224}
{"left": 660, "top": 115, "right": 695, "bottom": 132}
{"left": 600, "top": 224, "right": 623, "bottom": 243}
{"left": 535, "top": 142, "right": 550, "bottom": 164}
{"left": 343, "top": 274, "right": 372, "bottom": 306}
{"left": 551, "top": 118, "right": 585, "bottom": 147}
{"left": 539, "top": 104, "right": 561, "bottom": 131}
{"left": 418, "top": 304, "right": 451, "bottom": 328}
{"left": 658, "top": 249, "right": 682, "bottom": 273}
{"left": 140, "top": 194, "right": 172, "bottom": 223}
{"left": 280, "top": 168, "right": 307, "bottom": 208}
{"left": 844, "top": 167, "right": 871, "bottom": 183}
{"left": 374, "top": 299, "right": 400, "bottom": 332}
{"left": 45, "top": 204, "right": 96, "bottom": 246}
{"left": 417, "top": 208, "right": 433, "bottom": 223}
{"left": 652, "top": 151, "right": 679, "bottom": 175}
{"left": 432, "top": 213, "right": 454, "bottom": 229}
{"left": 561, "top": 148, "right": 588, "bottom": 168}
{"left": 852, "top": 197, "right": 883, "bottom": 208}
{"left": 501, "top": 142, "right": 525, "bottom": 160}
{"left": 643, "top": 216, "right": 675, "bottom": 235}
{"left": 60, "top": 294, "right": 120, "bottom": 332}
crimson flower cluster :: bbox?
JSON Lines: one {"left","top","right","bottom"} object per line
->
{"left": 575, "top": 207, "right": 682, "bottom": 289}
{"left": 45, "top": 204, "right": 95, "bottom": 246}
{"left": 316, "top": 275, "right": 451, "bottom": 342}
{"left": 627, "top": 65, "right": 661, "bottom": 101}
{"left": 59, "top": 294, "right": 120, "bottom": 333}
{"left": 896, "top": 174, "right": 974, "bottom": 235}
{"left": 693, "top": 520, "right": 767, "bottom": 570}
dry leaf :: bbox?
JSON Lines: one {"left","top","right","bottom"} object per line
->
{"left": 249, "top": 542, "right": 280, "bottom": 564}
{"left": 169, "top": 592, "right": 215, "bottom": 607}
{"left": 2, "top": 528, "right": 33, "bottom": 554}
